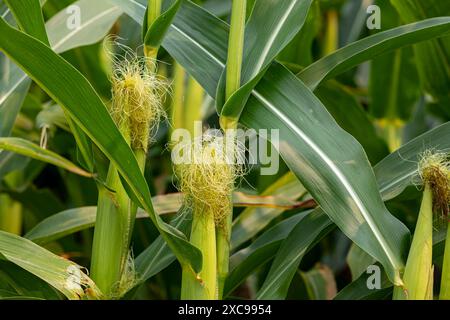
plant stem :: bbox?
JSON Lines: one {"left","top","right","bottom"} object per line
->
{"left": 91, "top": 164, "right": 131, "bottom": 297}
{"left": 91, "top": 140, "right": 144, "bottom": 299}
{"left": 181, "top": 207, "right": 217, "bottom": 300}
{"left": 383, "top": 50, "right": 403, "bottom": 152}
{"left": 323, "top": 10, "right": 338, "bottom": 56}
{"left": 216, "top": 216, "right": 231, "bottom": 299}
{"left": 91, "top": 93, "right": 137, "bottom": 298}
{"left": 171, "top": 62, "right": 186, "bottom": 133}
{"left": 393, "top": 184, "right": 433, "bottom": 300}
{"left": 217, "top": 0, "right": 247, "bottom": 300}
{"left": 0, "top": 194, "right": 22, "bottom": 235}
{"left": 145, "top": 0, "right": 163, "bottom": 65}
{"left": 440, "top": 221, "right": 450, "bottom": 299}
{"left": 148, "top": 0, "right": 162, "bottom": 31}
{"left": 225, "top": 0, "right": 246, "bottom": 99}
{"left": 184, "top": 76, "right": 204, "bottom": 136}
{"left": 220, "top": 0, "right": 247, "bottom": 130}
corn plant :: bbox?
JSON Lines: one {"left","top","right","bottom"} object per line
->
{"left": 0, "top": 0, "right": 449, "bottom": 301}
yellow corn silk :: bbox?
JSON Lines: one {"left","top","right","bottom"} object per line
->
{"left": 177, "top": 132, "right": 244, "bottom": 300}
{"left": 111, "top": 49, "right": 167, "bottom": 152}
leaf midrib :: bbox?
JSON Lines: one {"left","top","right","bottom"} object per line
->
{"left": 248, "top": 0, "right": 300, "bottom": 80}
{"left": 50, "top": 6, "right": 121, "bottom": 51}
{"left": 251, "top": 88, "right": 401, "bottom": 272}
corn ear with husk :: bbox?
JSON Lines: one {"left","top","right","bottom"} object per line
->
{"left": 91, "top": 49, "right": 166, "bottom": 298}
{"left": 394, "top": 152, "right": 450, "bottom": 300}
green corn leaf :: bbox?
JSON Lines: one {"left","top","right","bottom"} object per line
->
{"left": 0, "top": 0, "right": 123, "bottom": 129}
{"left": 0, "top": 137, "right": 92, "bottom": 178}
{"left": 0, "top": 2, "right": 31, "bottom": 138}
{"left": 142, "top": 0, "right": 182, "bottom": 48}
{"left": 278, "top": 0, "right": 321, "bottom": 67}
{"left": 25, "top": 192, "right": 294, "bottom": 245}
{"left": 0, "top": 231, "right": 101, "bottom": 299}
{"left": 113, "top": 0, "right": 228, "bottom": 96}
{"left": 390, "top": 0, "right": 450, "bottom": 112}
{"left": 231, "top": 172, "right": 307, "bottom": 250}
{"left": 297, "top": 17, "right": 450, "bottom": 91}
{"left": 225, "top": 212, "right": 310, "bottom": 298}
{"left": 375, "top": 122, "right": 450, "bottom": 201}
{"left": 299, "top": 265, "right": 337, "bottom": 300}
{"left": 4, "top": 0, "right": 49, "bottom": 44}
{"left": 115, "top": 0, "right": 450, "bottom": 287}
{"left": 0, "top": 260, "right": 63, "bottom": 300}
{"left": 25, "top": 194, "right": 183, "bottom": 244}
{"left": 240, "top": 63, "right": 410, "bottom": 286}
{"left": 0, "top": 0, "right": 123, "bottom": 169}
{"left": 256, "top": 208, "right": 334, "bottom": 299}
{"left": 347, "top": 244, "right": 376, "bottom": 281}
{"left": 0, "top": 153, "right": 29, "bottom": 181}
{"left": 46, "top": 0, "right": 122, "bottom": 53}
{"left": 337, "top": 229, "right": 450, "bottom": 300}
{"left": 134, "top": 209, "right": 191, "bottom": 288}
{"left": 227, "top": 131, "right": 450, "bottom": 298}
{"left": 315, "top": 81, "right": 389, "bottom": 164}
{"left": 334, "top": 263, "right": 393, "bottom": 300}
{"left": 256, "top": 122, "right": 450, "bottom": 299}
{"left": 217, "top": 0, "right": 314, "bottom": 123}
{"left": 369, "top": 0, "right": 420, "bottom": 123}
{"left": 0, "top": 69, "right": 30, "bottom": 137}
{"left": 117, "top": 0, "right": 449, "bottom": 121}
{"left": 0, "top": 17, "right": 203, "bottom": 273}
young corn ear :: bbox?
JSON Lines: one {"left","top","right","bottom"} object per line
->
{"left": 91, "top": 49, "right": 166, "bottom": 298}
{"left": 427, "top": 153, "right": 450, "bottom": 300}
{"left": 394, "top": 152, "right": 450, "bottom": 300}
{"left": 110, "top": 53, "right": 167, "bottom": 153}
{"left": 176, "top": 132, "right": 244, "bottom": 300}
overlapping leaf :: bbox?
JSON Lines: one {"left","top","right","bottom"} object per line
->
{"left": 0, "top": 230, "right": 100, "bottom": 299}
{"left": 114, "top": 0, "right": 450, "bottom": 287}
{"left": 0, "top": 137, "right": 92, "bottom": 177}
{"left": 0, "top": 0, "right": 123, "bottom": 138}
{"left": 217, "top": 0, "right": 314, "bottom": 122}
{"left": 0, "top": 18, "right": 202, "bottom": 273}
{"left": 298, "top": 17, "right": 450, "bottom": 91}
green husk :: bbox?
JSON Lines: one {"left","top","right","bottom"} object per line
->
{"left": 181, "top": 206, "right": 217, "bottom": 300}
{"left": 393, "top": 185, "right": 433, "bottom": 300}
{"left": 440, "top": 224, "right": 450, "bottom": 299}
{"left": 176, "top": 133, "right": 242, "bottom": 300}
{"left": 90, "top": 164, "right": 133, "bottom": 297}
{"left": 394, "top": 152, "right": 450, "bottom": 300}
{"left": 217, "top": 0, "right": 247, "bottom": 299}
{"left": 90, "top": 49, "right": 166, "bottom": 298}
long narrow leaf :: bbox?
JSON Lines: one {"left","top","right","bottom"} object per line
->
{"left": 0, "top": 18, "right": 202, "bottom": 273}
{"left": 25, "top": 192, "right": 296, "bottom": 245}
{"left": 240, "top": 63, "right": 410, "bottom": 285}
{"left": 0, "top": 231, "right": 100, "bottom": 299}
{"left": 298, "top": 17, "right": 450, "bottom": 91}
{"left": 0, "top": 137, "right": 92, "bottom": 178}
{"left": 0, "top": 0, "right": 123, "bottom": 138}
{"left": 4, "top": 0, "right": 49, "bottom": 44}
{"left": 113, "top": 0, "right": 450, "bottom": 286}
{"left": 218, "top": 0, "right": 314, "bottom": 121}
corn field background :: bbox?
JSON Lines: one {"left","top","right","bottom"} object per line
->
{"left": 0, "top": 0, "right": 449, "bottom": 301}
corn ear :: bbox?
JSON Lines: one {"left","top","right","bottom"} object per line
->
{"left": 440, "top": 224, "right": 450, "bottom": 299}
{"left": 181, "top": 207, "right": 217, "bottom": 300}
{"left": 393, "top": 185, "right": 433, "bottom": 300}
